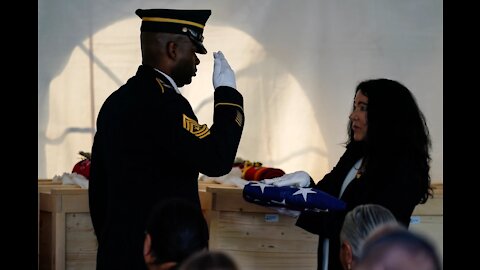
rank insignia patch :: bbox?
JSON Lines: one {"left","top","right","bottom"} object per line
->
{"left": 182, "top": 114, "right": 210, "bottom": 139}
{"left": 235, "top": 110, "right": 243, "bottom": 127}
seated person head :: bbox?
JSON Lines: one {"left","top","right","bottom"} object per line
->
{"left": 179, "top": 250, "right": 239, "bottom": 270}
{"left": 355, "top": 225, "right": 442, "bottom": 270}
{"left": 339, "top": 204, "right": 399, "bottom": 270}
{"left": 144, "top": 198, "right": 209, "bottom": 270}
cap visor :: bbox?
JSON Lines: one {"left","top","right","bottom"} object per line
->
{"left": 191, "top": 39, "right": 207, "bottom": 54}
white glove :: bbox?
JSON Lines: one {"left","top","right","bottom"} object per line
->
{"left": 262, "top": 171, "right": 311, "bottom": 188}
{"left": 212, "top": 51, "right": 237, "bottom": 89}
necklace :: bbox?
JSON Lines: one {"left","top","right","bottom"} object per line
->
{"left": 355, "top": 160, "right": 365, "bottom": 179}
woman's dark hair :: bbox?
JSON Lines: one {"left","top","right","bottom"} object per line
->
{"left": 346, "top": 78, "right": 432, "bottom": 203}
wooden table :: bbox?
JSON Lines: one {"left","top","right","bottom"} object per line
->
{"left": 37, "top": 180, "right": 218, "bottom": 270}
{"left": 38, "top": 180, "right": 443, "bottom": 269}
{"left": 38, "top": 180, "right": 94, "bottom": 270}
{"left": 206, "top": 183, "right": 443, "bottom": 269}
{"left": 409, "top": 183, "right": 443, "bottom": 259}
{"left": 206, "top": 185, "right": 318, "bottom": 270}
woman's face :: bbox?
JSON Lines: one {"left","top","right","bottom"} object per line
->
{"left": 350, "top": 90, "right": 368, "bottom": 141}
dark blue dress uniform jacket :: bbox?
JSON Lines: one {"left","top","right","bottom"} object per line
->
{"left": 89, "top": 65, "right": 244, "bottom": 270}
{"left": 296, "top": 142, "right": 426, "bottom": 270}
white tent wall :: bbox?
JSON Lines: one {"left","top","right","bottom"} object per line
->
{"left": 38, "top": 0, "right": 443, "bottom": 183}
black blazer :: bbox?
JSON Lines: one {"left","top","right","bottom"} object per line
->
{"left": 296, "top": 142, "right": 424, "bottom": 270}
{"left": 89, "top": 65, "right": 244, "bottom": 269}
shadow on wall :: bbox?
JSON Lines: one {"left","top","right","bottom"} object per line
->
{"left": 39, "top": 1, "right": 333, "bottom": 179}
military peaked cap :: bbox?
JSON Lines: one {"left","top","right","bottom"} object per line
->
{"left": 135, "top": 8, "right": 212, "bottom": 54}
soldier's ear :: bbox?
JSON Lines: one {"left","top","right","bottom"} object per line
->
{"left": 166, "top": 41, "right": 177, "bottom": 60}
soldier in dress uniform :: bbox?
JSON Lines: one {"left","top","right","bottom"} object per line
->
{"left": 88, "top": 8, "right": 244, "bottom": 270}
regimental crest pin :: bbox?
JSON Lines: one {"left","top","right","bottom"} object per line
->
{"left": 155, "top": 78, "right": 173, "bottom": 93}
{"left": 182, "top": 114, "right": 210, "bottom": 139}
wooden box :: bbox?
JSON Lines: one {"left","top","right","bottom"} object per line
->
{"left": 206, "top": 185, "right": 318, "bottom": 270}
{"left": 205, "top": 183, "right": 444, "bottom": 269}
{"left": 409, "top": 183, "right": 443, "bottom": 260}
{"left": 38, "top": 180, "right": 96, "bottom": 270}
{"left": 38, "top": 180, "right": 442, "bottom": 269}
{"left": 38, "top": 180, "right": 216, "bottom": 270}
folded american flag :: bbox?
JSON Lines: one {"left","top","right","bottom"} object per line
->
{"left": 242, "top": 182, "right": 346, "bottom": 212}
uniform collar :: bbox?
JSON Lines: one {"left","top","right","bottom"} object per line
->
{"left": 153, "top": 68, "right": 181, "bottom": 94}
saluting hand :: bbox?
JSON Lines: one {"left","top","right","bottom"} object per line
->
{"left": 212, "top": 51, "right": 237, "bottom": 90}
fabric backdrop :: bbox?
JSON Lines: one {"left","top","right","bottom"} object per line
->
{"left": 38, "top": 0, "right": 443, "bottom": 183}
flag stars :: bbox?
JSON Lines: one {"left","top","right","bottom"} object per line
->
{"left": 250, "top": 182, "right": 270, "bottom": 193}
{"left": 243, "top": 183, "right": 346, "bottom": 212}
{"left": 292, "top": 187, "right": 317, "bottom": 201}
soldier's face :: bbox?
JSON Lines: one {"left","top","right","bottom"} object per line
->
{"left": 171, "top": 38, "right": 199, "bottom": 87}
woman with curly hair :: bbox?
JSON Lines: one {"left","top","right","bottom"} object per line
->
{"left": 271, "top": 78, "right": 433, "bottom": 270}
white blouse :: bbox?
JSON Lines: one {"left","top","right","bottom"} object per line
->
{"left": 340, "top": 158, "right": 363, "bottom": 198}
{"left": 321, "top": 157, "right": 363, "bottom": 270}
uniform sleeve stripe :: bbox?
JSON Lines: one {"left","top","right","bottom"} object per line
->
{"left": 235, "top": 110, "right": 244, "bottom": 127}
{"left": 215, "top": 102, "right": 244, "bottom": 112}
